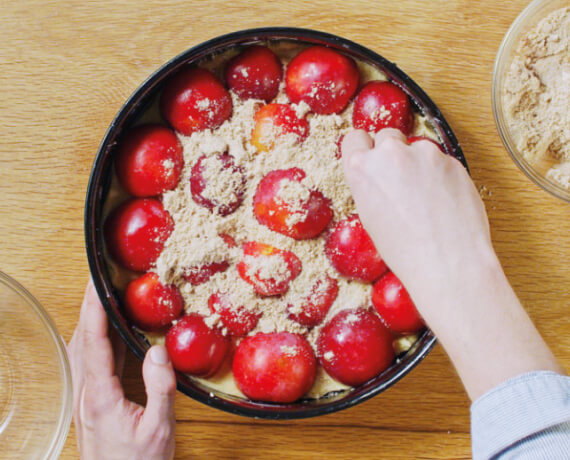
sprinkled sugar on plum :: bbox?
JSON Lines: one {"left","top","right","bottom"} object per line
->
{"left": 225, "top": 45, "right": 283, "bottom": 102}
{"left": 253, "top": 167, "right": 333, "bottom": 240}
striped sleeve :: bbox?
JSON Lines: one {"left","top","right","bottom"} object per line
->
{"left": 470, "top": 371, "right": 570, "bottom": 459}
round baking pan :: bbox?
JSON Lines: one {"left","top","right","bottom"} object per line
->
{"left": 85, "top": 27, "right": 467, "bottom": 419}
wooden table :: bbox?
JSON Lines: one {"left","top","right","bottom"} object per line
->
{"left": 1, "top": 0, "right": 569, "bottom": 458}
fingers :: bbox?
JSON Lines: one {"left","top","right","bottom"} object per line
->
{"left": 342, "top": 129, "right": 373, "bottom": 163}
{"left": 69, "top": 279, "right": 124, "bottom": 438}
{"left": 79, "top": 279, "right": 108, "bottom": 339}
{"left": 109, "top": 324, "right": 127, "bottom": 379}
{"left": 409, "top": 138, "right": 448, "bottom": 165}
{"left": 140, "top": 345, "right": 177, "bottom": 431}
{"left": 69, "top": 281, "right": 104, "bottom": 416}
{"left": 342, "top": 128, "right": 410, "bottom": 171}
{"left": 68, "top": 329, "right": 83, "bottom": 389}
{"left": 374, "top": 127, "right": 407, "bottom": 146}
{"left": 80, "top": 280, "right": 116, "bottom": 382}
{"left": 342, "top": 129, "right": 373, "bottom": 153}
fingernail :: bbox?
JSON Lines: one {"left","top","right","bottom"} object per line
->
{"left": 150, "top": 345, "right": 169, "bottom": 365}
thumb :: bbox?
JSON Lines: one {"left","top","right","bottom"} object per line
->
{"left": 140, "top": 345, "right": 177, "bottom": 430}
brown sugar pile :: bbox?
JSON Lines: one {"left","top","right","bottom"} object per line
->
{"left": 502, "top": 7, "right": 570, "bottom": 188}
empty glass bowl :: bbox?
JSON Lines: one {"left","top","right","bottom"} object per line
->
{"left": 0, "top": 271, "right": 72, "bottom": 459}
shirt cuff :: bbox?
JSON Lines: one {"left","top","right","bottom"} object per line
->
{"left": 470, "top": 371, "right": 570, "bottom": 460}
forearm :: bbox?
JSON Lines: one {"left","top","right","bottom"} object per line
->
{"left": 411, "top": 247, "right": 564, "bottom": 401}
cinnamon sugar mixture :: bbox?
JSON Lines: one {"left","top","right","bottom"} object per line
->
{"left": 108, "top": 47, "right": 436, "bottom": 398}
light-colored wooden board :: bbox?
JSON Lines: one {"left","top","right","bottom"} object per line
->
{"left": 1, "top": 1, "right": 568, "bottom": 458}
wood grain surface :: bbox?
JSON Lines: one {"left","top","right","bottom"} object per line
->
{"left": 1, "top": 0, "right": 569, "bottom": 458}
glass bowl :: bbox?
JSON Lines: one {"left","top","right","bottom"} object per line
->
{"left": 492, "top": 0, "right": 570, "bottom": 202}
{"left": 85, "top": 27, "right": 467, "bottom": 419}
{"left": 0, "top": 271, "right": 72, "bottom": 459}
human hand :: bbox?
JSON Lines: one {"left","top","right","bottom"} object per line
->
{"left": 342, "top": 128, "right": 493, "bottom": 316}
{"left": 342, "top": 128, "right": 563, "bottom": 399}
{"left": 67, "top": 280, "right": 177, "bottom": 460}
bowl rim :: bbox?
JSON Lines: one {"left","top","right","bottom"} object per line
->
{"left": 0, "top": 271, "right": 73, "bottom": 458}
{"left": 85, "top": 26, "right": 466, "bottom": 419}
{"left": 492, "top": 0, "right": 570, "bottom": 203}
